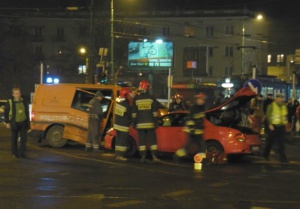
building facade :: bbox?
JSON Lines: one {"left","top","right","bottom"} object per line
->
{"left": 0, "top": 8, "right": 269, "bottom": 99}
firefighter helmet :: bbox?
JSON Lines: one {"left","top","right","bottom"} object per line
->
{"left": 119, "top": 87, "right": 131, "bottom": 98}
{"left": 139, "top": 80, "right": 150, "bottom": 90}
{"left": 195, "top": 92, "right": 207, "bottom": 99}
{"left": 174, "top": 94, "right": 183, "bottom": 99}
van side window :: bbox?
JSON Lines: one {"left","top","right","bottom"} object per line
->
{"left": 72, "top": 90, "right": 94, "bottom": 112}
{"left": 71, "top": 90, "right": 112, "bottom": 118}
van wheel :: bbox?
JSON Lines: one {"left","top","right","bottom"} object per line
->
{"left": 46, "top": 125, "right": 68, "bottom": 148}
{"left": 125, "top": 136, "right": 137, "bottom": 157}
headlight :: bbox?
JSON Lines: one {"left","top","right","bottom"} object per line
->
{"left": 235, "top": 133, "right": 246, "bottom": 142}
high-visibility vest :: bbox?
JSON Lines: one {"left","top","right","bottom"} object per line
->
{"left": 270, "top": 102, "right": 288, "bottom": 125}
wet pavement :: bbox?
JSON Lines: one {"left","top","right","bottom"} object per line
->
{"left": 0, "top": 126, "right": 300, "bottom": 209}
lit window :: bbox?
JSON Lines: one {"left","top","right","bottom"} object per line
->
{"left": 277, "top": 54, "right": 284, "bottom": 63}
{"left": 267, "top": 55, "right": 271, "bottom": 63}
{"left": 78, "top": 65, "right": 86, "bottom": 74}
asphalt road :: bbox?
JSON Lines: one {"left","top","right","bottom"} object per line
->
{"left": 1, "top": 126, "right": 300, "bottom": 209}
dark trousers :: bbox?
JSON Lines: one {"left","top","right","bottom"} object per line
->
{"left": 138, "top": 129, "right": 157, "bottom": 156}
{"left": 86, "top": 119, "right": 101, "bottom": 149}
{"left": 263, "top": 125, "right": 288, "bottom": 161}
{"left": 185, "top": 134, "right": 206, "bottom": 154}
{"left": 115, "top": 131, "right": 129, "bottom": 156}
{"left": 11, "top": 121, "right": 28, "bottom": 156}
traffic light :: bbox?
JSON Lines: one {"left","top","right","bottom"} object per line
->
{"left": 97, "top": 65, "right": 107, "bottom": 84}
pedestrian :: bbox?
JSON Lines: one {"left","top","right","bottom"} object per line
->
{"left": 263, "top": 93, "right": 273, "bottom": 114}
{"left": 250, "top": 94, "right": 264, "bottom": 133}
{"left": 85, "top": 91, "right": 103, "bottom": 151}
{"left": 128, "top": 87, "right": 137, "bottom": 106}
{"left": 169, "top": 94, "right": 186, "bottom": 112}
{"left": 263, "top": 93, "right": 273, "bottom": 136}
{"left": 132, "top": 80, "right": 160, "bottom": 163}
{"left": 214, "top": 92, "right": 224, "bottom": 106}
{"left": 263, "top": 93, "right": 289, "bottom": 163}
{"left": 4, "top": 88, "right": 30, "bottom": 158}
{"left": 174, "top": 93, "right": 207, "bottom": 162}
{"left": 286, "top": 98, "right": 297, "bottom": 133}
{"left": 114, "top": 87, "right": 132, "bottom": 161}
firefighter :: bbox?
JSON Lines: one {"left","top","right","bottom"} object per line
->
{"left": 114, "top": 87, "right": 132, "bottom": 161}
{"left": 174, "top": 93, "right": 207, "bottom": 161}
{"left": 85, "top": 91, "right": 103, "bottom": 151}
{"left": 169, "top": 94, "right": 186, "bottom": 112}
{"left": 132, "top": 80, "right": 160, "bottom": 163}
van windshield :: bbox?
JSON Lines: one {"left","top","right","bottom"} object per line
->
{"left": 71, "top": 90, "right": 112, "bottom": 118}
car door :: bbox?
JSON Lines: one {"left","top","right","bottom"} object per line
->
{"left": 156, "top": 113, "right": 189, "bottom": 152}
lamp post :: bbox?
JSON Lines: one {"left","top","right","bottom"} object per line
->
{"left": 79, "top": 47, "right": 89, "bottom": 83}
{"left": 241, "top": 14, "right": 263, "bottom": 76}
{"left": 111, "top": 0, "right": 115, "bottom": 85}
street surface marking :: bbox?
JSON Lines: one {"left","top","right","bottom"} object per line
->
{"left": 162, "top": 189, "right": 193, "bottom": 198}
{"left": 106, "top": 200, "right": 145, "bottom": 207}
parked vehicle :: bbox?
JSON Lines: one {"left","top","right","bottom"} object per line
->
{"left": 29, "top": 84, "right": 121, "bottom": 147}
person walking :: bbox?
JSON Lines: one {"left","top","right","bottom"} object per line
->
{"left": 169, "top": 94, "right": 186, "bottom": 112}
{"left": 85, "top": 91, "right": 103, "bottom": 151}
{"left": 132, "top": 80, "right": 160, "bottom": 163}
{"left": 263, "top": 93, "right": 289, "bottom": 163}
{"left": 250, "top": 94, "right": 264, "bottom": 133}
{"left": 263, "top": 93, "right": 273, "bottom": 136}
{"left": 174, "top": 93, "right": 207, "bottom": 162}
{"left": 114, "top": 87, "right": 132, "bottom": 161}
{"left": 4, "top": 88, "right": 30, "bottom": 158}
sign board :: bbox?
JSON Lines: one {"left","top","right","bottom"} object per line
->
{"left": 128, "top": 42, "right": 173, "bottom": 68}
{"left": 244, "top": 79, "right": 262, "bottom": 94}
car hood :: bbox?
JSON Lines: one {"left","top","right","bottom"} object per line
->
{"left": 207, "top": 87, "right": 256, "bottom": 113}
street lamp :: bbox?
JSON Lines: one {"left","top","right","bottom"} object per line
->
{"left": 79, "top": 47, "right": 89, "bottom": 83}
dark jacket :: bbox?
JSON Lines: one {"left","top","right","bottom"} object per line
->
{"left": 114, "top": 98, "right": 131, "bottom": 132}
{"left": 184, "top": 104, "right": 206, "bottom": 135}
{"left": 4, "top": 98, "right": 30, "bottom": 129}
{"left": 263, "top": 98, "right": 273, "bottom": 114}
{"left": 169, "top": 101, "right": 186, "bottom": 112}
{"left": 132, "top": 91, "right": 159, "bottom": 129}
{"left": 88, "top": 97, "right": 103, "bottom": 121}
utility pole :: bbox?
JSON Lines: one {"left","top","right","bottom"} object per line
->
{"left": 87, "top": 0, "right": 95, "bottom": 84}
{"left": 111, "top": 0, "right": 115, "bottom": 85}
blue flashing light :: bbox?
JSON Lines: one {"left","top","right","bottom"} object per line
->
{"left": 53, "top": 78, "right": 60, "bottom": 84}
{"left": 46, "top": 77, "right": 53, "bottom": 83}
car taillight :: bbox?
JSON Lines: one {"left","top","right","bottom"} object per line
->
{"left": 31, "top": 111, "right": 35, "bottom": 121}
{"left": 235, "top": 133, "right": 246, "bottom": 142}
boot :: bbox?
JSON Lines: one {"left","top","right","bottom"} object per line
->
{"left": 152, "top": 155, "right": 160, "bottom": 163}
{"left": 116, "top": 156, "right": 128, "bottom": 161}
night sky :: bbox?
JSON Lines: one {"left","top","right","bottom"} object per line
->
{"left": 0, "top": 0, "right": 298, "bottom": 18}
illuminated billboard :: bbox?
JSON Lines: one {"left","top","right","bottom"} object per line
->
{"left": 128, "top": 41, "right": 173, "bottom": 68}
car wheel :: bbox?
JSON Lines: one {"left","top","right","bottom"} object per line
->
{"left": 206, "top": 141, "right": 225, "bottom": 164}
{"left": 125, "top": 136, "right": 138, "bottom": 157}
{"left": 46, "top": 125, "right": 68, "bottom": 148}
